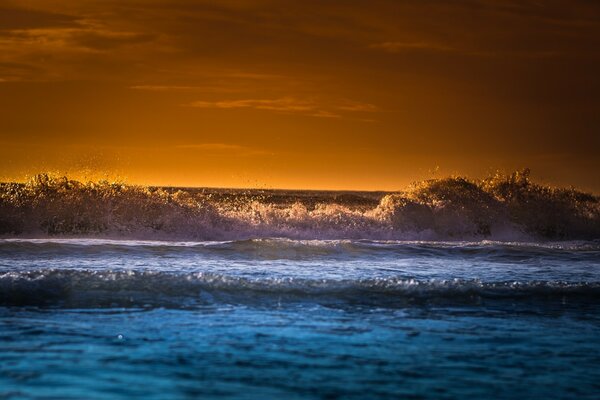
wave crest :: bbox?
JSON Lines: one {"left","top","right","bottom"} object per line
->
{"left": 379, "top": 170, "right": 599, "bottom": 239}
{"left": 1, "top": 170, "right": 598, "bottom": 240}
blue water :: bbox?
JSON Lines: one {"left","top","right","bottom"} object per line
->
{"left": 1, "top": 239, "right": 600, "bottom": 399}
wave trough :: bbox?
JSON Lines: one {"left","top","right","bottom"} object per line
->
{"left": 1, "top": 238, "right": 599, "bottom": 308}
{"left": 3, "top": 268, "right": 599, "bottom": 308}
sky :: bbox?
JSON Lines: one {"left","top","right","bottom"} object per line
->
{"left": 1, "top": 0, "right": 599, "bottom": 191}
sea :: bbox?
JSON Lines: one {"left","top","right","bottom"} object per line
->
{"left": 1, "top": 177, "right": 599, "bottom": 399}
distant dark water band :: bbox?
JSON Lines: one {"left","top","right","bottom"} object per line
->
{"left": 2, "top": 270, "right": 600, "bottom": 308}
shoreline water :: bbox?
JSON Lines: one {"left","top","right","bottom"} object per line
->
{"left": 1, "top": 172, "right": 599, "bottom": 399}
{"left": 2, "top": 237, "right": 600, "bottom": 399}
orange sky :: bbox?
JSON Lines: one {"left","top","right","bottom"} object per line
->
{"left": 1, "top": 0, "right": 599, "bottom": 190}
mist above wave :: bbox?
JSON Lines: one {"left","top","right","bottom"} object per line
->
{"left": 1, "top": 169, "right": 598, "bottom": 240}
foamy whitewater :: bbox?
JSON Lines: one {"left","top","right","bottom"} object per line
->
{"left": 1, "top": 172, "right": 599, "bottom": 399}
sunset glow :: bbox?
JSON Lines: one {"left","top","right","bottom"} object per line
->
{"left": 1, "top": 0, "right": 599, "bottom": 190}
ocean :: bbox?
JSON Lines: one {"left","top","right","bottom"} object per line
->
{"left": 1, "top": 175, "right": 599, "bottom": 399}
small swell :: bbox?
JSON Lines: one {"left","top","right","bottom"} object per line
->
{"left": 1, "top": 170, "right": 598, "bottom": 241}
{"left": 1, "top": 269, "right": 599, "bottom": 308}
{"left": 1, "top": 238, "right": 598, "bottom": 262}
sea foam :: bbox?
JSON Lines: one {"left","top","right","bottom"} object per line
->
{"left": 1, "top": 170, "right": 598, "bottom": 240}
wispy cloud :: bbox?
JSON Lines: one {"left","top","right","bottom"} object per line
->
{"left": 217, "top": 71, "right": 284, "bottom": 80}
{"left": 337, "top": 101, "right": 378, "bottom": 112}
{"left": 128, "top": 69, "right": 294, "bottom": 94}
{"left": 70, "top": 30, "right": 155, "bottom": 50}
{"left": 131, "top": 85, "right": 198, "bottom": 91}
{"left": 189, "top": 97, "right": 314, "bottom": 112}
{"left": 0, "top": 6, "right": 79, "bottom": 31}
{"left": 0, "top": 4, "right": 162, "bottom": 81}
{"left": 370, "top": 41, "right": 456, "bottom": 53}
{"left": 1, "top": 26, "right": 155, "bottom": 52}
{"left": 186, "top": 97, "right": 378, "bottom": 119}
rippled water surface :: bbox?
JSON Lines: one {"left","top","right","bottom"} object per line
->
{"left": 1, "top": 239, "right": 600, "bottom": 399}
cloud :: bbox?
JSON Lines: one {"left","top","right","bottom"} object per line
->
{"left": 309, "top": 110, "right": 341, "bottom": 119}
{"left": 218, "top": 71, "right": 284, "bottom": 80}
{"left": 129, "top": 84, "right": 253, "bottom": 93}
{"left": 69, "top": 31, "right": 155, "bottom": 50}
{"left": 128, "top": 69, "right": 297, "bottom": 94}
{"left": 190, "top": 97, "right": 313, "bottom": 112}
{"left": 337, "top": 101, "right": 378, "bottom": 112}
{"left": 131, "top": 85, "right": 198, "bottom": 91}
{"left": 370, "top": 41, "right": 456, "bottom": 53}
{"left": 0, "top": 6, "right": 79, "bottom": 31}
{"left": 186, "top": 97, "right": 377, "bottom": 119}
{"left": 1, "top": 26, "right": 155, "bottom": 51}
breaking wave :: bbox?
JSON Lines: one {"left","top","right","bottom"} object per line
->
{"left": 1, "top": 170, "right": 599, "bottom": 241}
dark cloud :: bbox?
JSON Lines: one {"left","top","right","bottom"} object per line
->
{"left": 70, "top": 31, "right": 156, "bottom": 50}
{"left": 0, "top": 6, "right": 78, "bottom": 30}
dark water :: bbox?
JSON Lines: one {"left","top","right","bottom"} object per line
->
{"left": 1, "top": 239, "right": 600, "bottom": 399}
